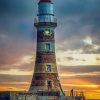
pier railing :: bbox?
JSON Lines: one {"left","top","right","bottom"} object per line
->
{"left": 12, "top": 90, "right": 85, "bottom": 100}
{"left": 64, "top": 90, "right": 85, "bottom": 97}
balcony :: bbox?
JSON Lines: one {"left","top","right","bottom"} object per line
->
{"left": 34, "top": 18, "right": 57, "bottom": 27}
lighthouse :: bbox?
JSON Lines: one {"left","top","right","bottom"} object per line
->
{"left": 0, "top": 0, "right": 86, "bottom": 100}
{"left": 29, "top": 0, "right": 64, "bottom": 96}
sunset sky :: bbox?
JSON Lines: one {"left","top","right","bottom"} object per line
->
{"left": 0, "top": 0, "right": 100, "bottom": 99}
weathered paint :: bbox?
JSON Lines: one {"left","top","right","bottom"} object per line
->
{"left": 29, "top": 0, "right": 64, "bottom": 96}
{"left": 34, "top": 63, "right": 57, "bottom": 73}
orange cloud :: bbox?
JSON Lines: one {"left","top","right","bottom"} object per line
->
{"left": 0, "top": 86, "right": 26, "bottom": 91}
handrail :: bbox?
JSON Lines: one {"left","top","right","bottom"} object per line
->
{"left": 34, "top": 18, "right": 57, "bottom": 23}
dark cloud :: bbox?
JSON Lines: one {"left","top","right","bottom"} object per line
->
{"left": 0, "top": 39, "right": 35, "bottom": 65}
{"left": 0, "top": 74, "right": 31, "bottom": 83}
{"left": 54, "top": 0, "right": 87, "bottom": 16}
{"left": 96, "top": 58, "right": 100, "bottom": 61}
{"left": 59, "top": 65, "right": 100, "bottom": 73}
{"left": 0, "top": 0, "right": 36, "bottom": 42}
{"left": 0, "top": 63, "right": 34, "bottom": 71}
{"left": 54, "top": 0, "right": 100, "bottom": 54}
{"left": 0, "top": 0, "right": 100, "bottom": 54}
{"left": 0, "top": 1, "right": 37, "bottom": 69}
{"left": 65, "top": 57, "right": 86, "bottom": 61}
{"left": 61, "top": 76, "right": 100, "bottom": 85}
{"left": 82, "top": 44, "right": 100, "bottom": 54}
{"left": 78, "top": 76, "right": 100, "bottom": 85}
{"left": 0, "top": 74, "right": 31, "bottom": 89}
{"left": 0, "top": 0, "right": 35, "bottom": 16}
{"left": 66, "top": 57, "right": 74, "bottom": 61}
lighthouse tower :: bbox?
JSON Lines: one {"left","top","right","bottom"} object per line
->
{"left": 29, "top": 0, "right": 64, "bottom": 95}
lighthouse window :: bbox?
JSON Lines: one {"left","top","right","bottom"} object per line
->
{"left": 46, "top": 65, "right": 51, "bottom": 72}
{"left": 45, "top": 43, "right": 51, "bottom": 51}
{"left": 56, "top": 76, "right": 59, "bottom": 80}
{"left": 47, "top": 80, "right": 52, "bottom": 87}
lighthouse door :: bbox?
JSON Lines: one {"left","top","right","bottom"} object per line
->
{"left": 47, "top": 80, "right": 52, "bottom": 90}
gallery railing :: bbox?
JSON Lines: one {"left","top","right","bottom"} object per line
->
{"left": 34, "top": 18, "right": 57, "bottom": 27}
